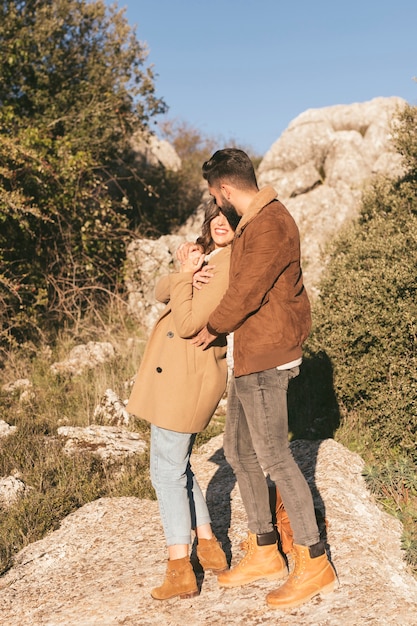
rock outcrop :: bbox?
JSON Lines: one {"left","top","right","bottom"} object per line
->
{"left": 0, "top": 475, "right": 28, "bottom": 509}
{"left": 125, "top": 234, "right": 186, "bottom": 331}
{"left": 93, "top": 389, "right": 132, "bottom": 427}
{"left": 50, "top": 342, "right": 116, "bottom": 377}
{"left": 257, "top": 96, "right": 406, "bottom": 293}
{"left": 130, "top": 132, "right": 181, "bottom": 172}
{"left": 0, "top": 435, "right": 416, "bottom": 625}
{"left": 1, "top": 378, "right": 34, "bottom": 403}
{"left": 57, "top": 424, "right": 146, "bottom": 461}
{"left": 0, "top": 419, "right": 16, "bottom": 439}
{"left": 125, "top": 97, "right": 407, "bottom": 331}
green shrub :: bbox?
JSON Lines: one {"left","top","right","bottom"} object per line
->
{"left": 309, "top": 206, "right": 416, "bottom": 459}
{"left": 0, "top": 0, "right": 197, "bottom": 348}
{"left": 307, "top": 102, "right": 417, "bottom": 460}
{"left": 302, "top": 102, "right": 417, "bottom": 573}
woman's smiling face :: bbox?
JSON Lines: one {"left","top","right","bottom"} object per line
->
{"left": 210, "top": 212, "right": 235, "bottom": 248}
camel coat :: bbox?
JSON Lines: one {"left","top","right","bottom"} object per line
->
{"left": 126, "top": 246, "right": 231, "bottom": 434}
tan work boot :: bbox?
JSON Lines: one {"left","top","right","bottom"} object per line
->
{"left": 197, "top": 536, "right": 228, "bottom": 574}
{"left": 217, "top": 531, "right": 287, "bottom": 588}
{"left": 151, "top": 556, "right": 199, "bottom": 600}
{"left": 266, "top": 542, "right": 336, "bottom": 609}
{"left": 275, "top": 487, "right": 294, "bottom": 554}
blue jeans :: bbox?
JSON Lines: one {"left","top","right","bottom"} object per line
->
{"left": 223, "top": 368, "right": 320, "bottom": 547}
{"left": 150, "top": 424, "right": 212, "bottom": 546}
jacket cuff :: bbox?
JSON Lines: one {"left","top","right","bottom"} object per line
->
{"left": 207, "top": 321, "right": 218, "bottom": 336}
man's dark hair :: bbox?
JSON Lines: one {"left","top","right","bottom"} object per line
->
{"left": 202, "top": 148, "right": 258, "bottom": 190}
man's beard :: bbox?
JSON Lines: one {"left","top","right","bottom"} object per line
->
{"left": 219, "top": 197, "right": 241, "bottom": 229}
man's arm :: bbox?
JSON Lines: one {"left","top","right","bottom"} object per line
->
{"left": 208, "top": 213, "right": 296, "bottom": 336}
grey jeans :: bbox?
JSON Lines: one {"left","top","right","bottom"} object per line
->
{"left": 223, "top": 367, "right": 320, "bottom": 547}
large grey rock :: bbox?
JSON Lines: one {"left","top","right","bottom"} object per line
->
{"left": 0, "top": 436, "right": 416, "bottom": 625}
{"left": 57, "top": 425, "right": 146, "bottom": 461}
{"left": 126, "top": 98, "right": 407, "bottom": 331}
{"left": 0, "top": 420, "right": 16, "bottom": 439}
{"left": 125, "top": 234, "right": 186, "bottom": 329}
{"left": 257, "top": 96, "right": 406, "bottom": 294}
{"left": 0, "top": 476, "right": 27, "bottom": 509}
{"left": 130, "top": 132, "right": 181, "bottom": 172}
{"left": 50, "top": 342, "right": 115, "bottom": 377}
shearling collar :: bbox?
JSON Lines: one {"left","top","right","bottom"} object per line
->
{"left": 235, "top": 186, "right": 278, "bottom": 236}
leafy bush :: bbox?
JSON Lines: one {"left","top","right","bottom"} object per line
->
{"left": 0, "top": 0, "right": 201, "bottom": 349}
{"left": 308, "top": 104, "right": 416, "bottom": 462}
{"left": 300, "top": 102, "right": 417, "bottom": 572}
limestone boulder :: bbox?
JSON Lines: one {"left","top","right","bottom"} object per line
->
{"left": 0, "top": 476, "right": 27, "bottom": 509}
{"left": 0, "top": 436, "right": 416, "bottom": 625}
{"left": 125, "top": 234, "right": 186, "bottom": 329}
{"left": 0, "top": 420, "right": 17, "bottom": 439}
{"left": 1, "top": 378, "right": 35, "bottom": 403}
{"left": 50, "top": 341, "right": 115, "bottom": 377}
{"left": 57, "top": 425, "right": 146, "bottom": 461}
{"left": 93, "top": 388, "right": 131, "bottom": 427}
{"left": 257, "top": 96, "right": 407, "bottom": 293}
{"left": 130, "top": 132, "right": 181, "bottom": 172}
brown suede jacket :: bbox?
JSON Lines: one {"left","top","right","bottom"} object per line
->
{"left": 207, "top": 186, "right": 311, "bottom": 377}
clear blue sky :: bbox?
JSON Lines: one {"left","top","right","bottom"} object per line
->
{"left": 113, "top": 0, "right": 417, "bottom": 155}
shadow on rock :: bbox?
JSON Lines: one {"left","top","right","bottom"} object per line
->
{"left": 193, "top": 352, "right": 341, "bottom": 579}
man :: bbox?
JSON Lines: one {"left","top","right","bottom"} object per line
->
{"left": 191, "top": 148, "right": 336, "bottom": 610}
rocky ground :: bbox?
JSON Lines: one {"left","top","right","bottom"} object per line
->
{"left": 0, "top": 435, "right": 416, "bottom": 625}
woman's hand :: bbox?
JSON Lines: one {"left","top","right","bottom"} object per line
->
{"left": 192, "top": 264, "right": 215, "bottom": 290}
{"left": 176, "top": 242, "right": 203, "bottom": 266}
{"left": 178, "top": 246, "right": 205, "bottom": 274}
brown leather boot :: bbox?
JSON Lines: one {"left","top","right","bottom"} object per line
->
{"left": 196, "top": 536, "right": 228, "bottom": 574}
{"left": 266, "top": 542, "right": 336, "bottom": 609}
{"left": 275, "top": 487, "right": 294, "bottom": 554}
{"left": 217, "top": 531, "right": 287, "bottom": 588}
{"left": 151, "top": 556, "right": 199, "bottom": 600}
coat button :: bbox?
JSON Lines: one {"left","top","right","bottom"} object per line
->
{"left": 167, "top": 331, "right": 174, "bottom": 338}
{"left": 156, "top": 367, "right": 162, "bottom": 373}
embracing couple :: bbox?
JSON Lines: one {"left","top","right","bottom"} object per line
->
{"left": 127, "top": 148, "right": 337, "bottom": 611}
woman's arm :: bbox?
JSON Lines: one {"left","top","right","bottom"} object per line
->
{"left": 168, "top": 248, "right": 231, "bottom": 339}
{"left": 154, "top": 275, "right": 171, "bottom": 304}
{"left": 154, "top": 242, "right": 205, "bottom": 303}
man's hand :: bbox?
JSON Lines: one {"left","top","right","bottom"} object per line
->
{"left": 193, "top": 264, "right": 215, "bottom": 290}
{"left": 190, "top": 325, "right": 218, "bottom": 349}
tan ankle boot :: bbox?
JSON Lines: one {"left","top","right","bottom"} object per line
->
{"left": 217, "top": 531, "right": 287, "bottom": 588}
{"left": 275, "top": 487, "right": 294, "bottom": 554}
{"left": 197, "top": 536, "right": 228, "bottom": 574}
{"left": 151, "top": 556, "right": 199, "bottom": 600}
{"left": 266, "top": 543, "right": 336, "bottom": 609}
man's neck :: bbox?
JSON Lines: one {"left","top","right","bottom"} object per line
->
{"left": 234, "top": 189, "right": 259, "bottom": 216}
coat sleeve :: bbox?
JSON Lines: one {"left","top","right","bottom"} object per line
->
{"left": 154, "top": 275, "right": 171, "bottom": 304}
{"left": 208, "top": 214, "right": 296, "bottom": 335}
{"left": 168, "top": 249, "right": 231, "bottom": 339}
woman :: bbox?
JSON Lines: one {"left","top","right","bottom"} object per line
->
{"left": 126, "top": 203, "right": 237, "bottom": 601}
